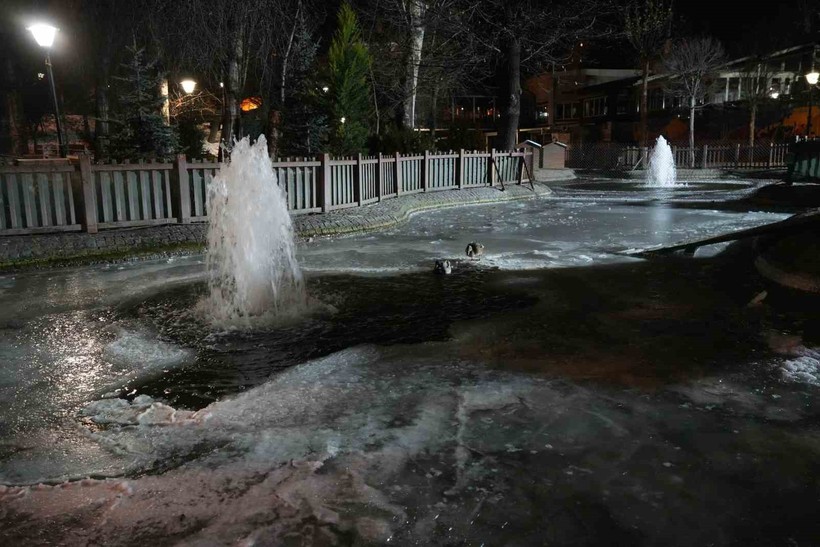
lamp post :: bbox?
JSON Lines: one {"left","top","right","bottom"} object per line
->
{"left": 180, "top": 79, "right": 197, "bottom": 94}
{"left": 28, "top": 23, "right": 66, "bottom": 157}
{"left": 806, "top": 70, "right": 819, "bottom": 138}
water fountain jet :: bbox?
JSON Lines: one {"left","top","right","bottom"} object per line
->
{"left": 202, "top": 136, "right": 306, "bottom": 324}
{"left": 645, "top": 135, "right": 678, "bottom": 187}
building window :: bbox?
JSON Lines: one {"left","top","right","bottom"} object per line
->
{"left": 615, "top": 90, "right": 632, "bottom": 116}
{"left": 648, "top": 88, "right": 664, "bottom": 111}
{"left": 583, "top": 96, "right": 607, "bottom": 118}
{"left": 556, "top": 102, "right": 579, "bottom": 120}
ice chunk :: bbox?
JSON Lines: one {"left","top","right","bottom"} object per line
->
{"left": 781, "top": 347, "right": 820, "bottom": 386}
{"left": 101, "top": 327, "right": 193, "bottom": 384}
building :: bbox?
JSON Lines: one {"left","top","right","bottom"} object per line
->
{"left": 519, "top": 42, "right": 820, "bottom": 144}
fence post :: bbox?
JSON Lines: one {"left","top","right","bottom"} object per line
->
{"left": 172, "top": 154, "right": 191, "bottom": 223}
{"left": 422, "top": 150, "right": 429, "bottom": 192}
{"left": 458, "top": 149, "right": 465, "bottom": 189}
{"left": 355, "top": 153, "right": 363, "bottom": 206}
{"left": 376, "top": 153, "right": 383, "bottom": 202}
{"left": 488, "top": 149, "right": 496, "bottom": 186}
{"left": 319, "top": 153, "right": 331, "bottom": 212}
{"left": 395, "top": 152, "right": 402, "bottom": 196}
{"left": 77, "top": 153, "right": 98, "bottom": 233}
{"left": 735, "top": 143, "right": 740, "bottom": 167}
{"left": 702, "top": 145, "right": 708, "bottom": 169}
{"left": 768, "top": 142, "right": 773, "bottom": 168}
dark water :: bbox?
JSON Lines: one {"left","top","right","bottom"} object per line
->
{"left": 118, "top": 267, "right": 538, "bottom": 409}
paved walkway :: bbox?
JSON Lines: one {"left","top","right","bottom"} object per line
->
{"left": 0, "top": 180, "right": 555, "bottom": 269}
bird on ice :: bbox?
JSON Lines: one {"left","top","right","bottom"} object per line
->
{"left": 465, "top": 242, "right": 484, "bottom": 259}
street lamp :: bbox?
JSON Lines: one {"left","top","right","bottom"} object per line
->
{"left": 806, "top": 70, "right": 819, "bottom": 138}
{"left": 180, "top": 79, "right": 197, "bottom": 94}
{"left": 27, "top": 23, "right": 66, "bottom": 157}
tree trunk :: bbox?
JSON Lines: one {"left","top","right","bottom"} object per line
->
{"left": 94, "top": 39, "right": 112, "bottom": 157}
{"left": 689, "top": 99, "right": 695, "bottom": 168}
{"left": 499, "top": 36, "right": 521, "bottom": 151}
{"left": 222, "top": 29, "right": 245, "bottom": 147}
{"left": 748, "top": 105, "right": 756, "bottom": 148}
{"left": 207, "top": 117, "right": 221, "bottom": 143}
{"left": 160, "top": 78, "right": 170, "bottom": 125}
{"left": 640, "top": 58, "right": 649, "bottom": 149}
{"left": 402, "top": 0, "right": 426, "bottom": 129}
{"left": 3, "top": 57, "right": 29, "bottom": 156}
{"left": 429, "top": 84, "right": 438, "bottom": 133}
{"left": 369, "top": 63, "right": 380, "bottom": 136}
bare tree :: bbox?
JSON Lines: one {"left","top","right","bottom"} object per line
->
{"left": 624, "top": 0, "right": 673, "bottom": 149}
{"left": 359, "top": 0, "right": 484, "bottom": 132}
{"left": 462, "top": 0, "right": 611, "bottom": 150}
{"left": 663, "top": 36, "right": 725, "bottom": 167}
{"left": 797, "top": 0, "right": 820, "bottom": 37}
{"left": 737, "top": 58, "right": 775, "bottom": 149}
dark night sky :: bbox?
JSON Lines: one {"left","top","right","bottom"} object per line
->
{"left": 672, "top": 0, "right": 815, "bottom": 53}
{"left": 584, "top": 0, "right": 818, "bottom": 68}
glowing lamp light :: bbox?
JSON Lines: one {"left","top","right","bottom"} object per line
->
{"left": 27, "top": 24, "right": 58, "bottom": 48}
{"left": 340, "top": 116, "right": 346, "bottom": 124}
{"left": 770, "top": 91, "right": 780, "bottom": 99}
{"left": 322, "top": 86, "right": 329, "bottom": 93}
{"left": 240, "top": 96, "right": 262, "bottom": 112}
{"left": 807, "top": 71, "right": 820, "bottom": 86}
{"left": 180, "top": 79, "right": 197, "bottom": 94}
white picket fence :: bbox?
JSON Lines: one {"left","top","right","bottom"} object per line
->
{"left": 0, "top": 148, "right": 534, "bottom": 235}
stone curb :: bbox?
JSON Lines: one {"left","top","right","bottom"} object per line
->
{"left": 294, "top": 182, "right": 553, "bottom": 238}
{"left": 754, "top": 254, "right": 820, "bottom": 294}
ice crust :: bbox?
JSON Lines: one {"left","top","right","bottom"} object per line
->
{"left": 781, "top": 346, "right": 820, "bottom": 385}
{"left": 4, "top": 342, "right": 818, "bottom": 545}
{"left": 1, "top": 184, "right": 815, "bottom": 545}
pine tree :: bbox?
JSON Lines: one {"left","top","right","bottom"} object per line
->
{"left": 108, "top": 41, "right": 178, "bottom": 160}
{"left": 326, "top": 3, "right": 372, "bottom": 155}
{"left": 280, "top": 22, "right": 328, "bottom": 156}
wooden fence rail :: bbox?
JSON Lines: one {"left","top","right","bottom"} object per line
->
{"left": 0, "top": 148, "right": 534, "bottom": 235}
{"left": 567, "top": 142, "right": 790, "bottom": 171}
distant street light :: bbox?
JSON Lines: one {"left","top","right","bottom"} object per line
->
{"left": 340, "top": 116, "right": 346, "bottom": 124}
{"left": 180, "top": 79, "right": 197, "bottom": 94}
{"left": 27, "top": 23, "right": 66, "bottom": 157}
{"left": 770, "top": 91, "right": 779, "bottom": 99}
{"left": 806, "top": 70, "right": 819, "bottom": 137}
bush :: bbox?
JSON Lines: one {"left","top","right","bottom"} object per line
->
{"left": 368, "top": 125, "right": 435, "bottom": 154}
{"left": 436, "top": 121, "right": 487, "bottom": 151}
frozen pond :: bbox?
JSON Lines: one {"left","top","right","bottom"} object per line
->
{"left": 2, "top": 180, "right": 819, "bottom": 545}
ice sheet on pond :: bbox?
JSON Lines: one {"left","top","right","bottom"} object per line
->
{"left": 298, "top": 199, "right": 789, "bottom": 274}
{"left": 4, "top": 341, "right": 820, "bottom": 545}
{"left": 1, "top": 182, "right": 817, "bottom": 544}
